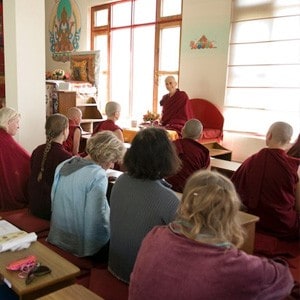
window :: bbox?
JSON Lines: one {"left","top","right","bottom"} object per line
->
{"left": 224, "top": 0, "right": 300, "bottom": 139}
{"left": 91, "top": 0, "right": 182, "bottom": 122}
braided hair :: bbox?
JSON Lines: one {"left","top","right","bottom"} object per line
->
{"left": 37, "top": 114, "right": 68, "bottom": 182}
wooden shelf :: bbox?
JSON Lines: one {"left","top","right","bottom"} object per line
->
{"left": 56, "top": 91, "right": 102, "bottom": 134}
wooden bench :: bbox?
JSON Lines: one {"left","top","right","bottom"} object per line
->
{"left": 210, "top": 157, "right": 241, "bottom": 178}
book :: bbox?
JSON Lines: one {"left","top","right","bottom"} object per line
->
{"left": 0, "top": 220, "right": 37, "bottom": 252}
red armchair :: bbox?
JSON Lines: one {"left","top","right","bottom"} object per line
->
{"left": 189, "top": 98, "right": 224, "bottom": 143}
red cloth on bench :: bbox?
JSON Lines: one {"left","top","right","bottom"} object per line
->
{"left": 89, "top": 268, "right": 128, "bottom": 300}
{"left": 1, "top": 208, "right": 50, "bottom": 238}
{"left": 254, "top": 231, "right": 300, "bottom": 282}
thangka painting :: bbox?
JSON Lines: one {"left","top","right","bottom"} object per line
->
{"left": 49, "top": 0, "right": 81, "bottom": 62}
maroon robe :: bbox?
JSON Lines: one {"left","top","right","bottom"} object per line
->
{"left": 63, "top": 119, "right": 81, "bottom": 154}
{"left": 231, "top": 148, "right": 300, "bottom": 239}
{"left": 287, "top": 134, "right": 300, "bottom": 159}
{"left": 92, "top": 119, "right": 122, "bottom": 136}
{"left": 166, "top": 138, "right": 210, "bottom": 193}
{"left": 129, "top": 226, "right": 293, "bottom": 300}
{"left": 28, "top": 142, "right": 72, "bottom": 220}
{"left": 160, "top": 89, "right": 192, "bottom": 136}
{"left": 0, "top": 128, "right": 30, "bottom": 210}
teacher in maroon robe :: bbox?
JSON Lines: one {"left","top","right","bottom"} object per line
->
{"left": 160, "top": 76, "right": 192, "bottom": 136}
{"left": 0, "top": 107, "right": 30, "bottom": 210}
{"left": 231, "top": 121, "right": 300, "bottom": 240}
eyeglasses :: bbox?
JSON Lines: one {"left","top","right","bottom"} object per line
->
{"left": 18, "top": 262, "right": 38, "bottom": 279}
{"left": 25, "top": 265, "right": 51, "bottom": 285}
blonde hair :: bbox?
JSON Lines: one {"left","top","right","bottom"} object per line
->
{"left": 0, "top": 107, "right": 20, "bottom": 131}
{"left": 267, "top": 121, "right": 293, "bottom": 145}
{"left": 177, "top": 170, "right": 245, "bottom": 247}
{"left": 86, "top": 131, "right": 125, "bottom": 165}
{"left": 105, "top": 101, "right": 121, "bottom": 117}
{"left": 182, "top": 119, "right": 203, "bottom": 140}
{"left": 37, "top": 114, "right": 69, "bottom": 182}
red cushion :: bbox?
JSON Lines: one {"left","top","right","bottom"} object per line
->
{"left": 254, "top": 232, "right": 300, "bottom": 282}
{"left": 202, "top": 128, "right": 222, "bottom": 139}
{"left": 2, "top": 209, "right": 50, "bottom": 237}
{"left": 38, "top": 238, "right": 100, "bottom": 272}
{"left": 89, "top": 268, "right": 128, "bottom": 300}
{"left": 189, "top": 98, "right": 224, "bottom": 130}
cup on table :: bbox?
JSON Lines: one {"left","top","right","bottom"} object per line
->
{"left": 131, "top": 120, "right": 138, "bottom": 128}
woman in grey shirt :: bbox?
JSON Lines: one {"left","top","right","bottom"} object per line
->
{"left": 108, "top": 127, "right": 181, "bottom": 283}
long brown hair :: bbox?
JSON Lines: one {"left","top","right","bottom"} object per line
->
{"left": 37, "top": 114, "right": 68, "bottom": 182}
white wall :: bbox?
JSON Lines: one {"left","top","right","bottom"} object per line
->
{"left": 180, "top": 0, "right": 231, "bottom": 110}
{"left": 43, "top": 0, "right": 267, "bottom": 162}
{"left": 4, "top": 0, "right": 45, "bottom": 153}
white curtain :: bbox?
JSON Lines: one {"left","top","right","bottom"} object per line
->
{"left": 224, "top": 0, "right": 300, "bottom": 139}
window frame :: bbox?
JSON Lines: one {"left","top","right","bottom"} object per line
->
{"left": 91, "top": 0, "right": 182, "bottom": 118}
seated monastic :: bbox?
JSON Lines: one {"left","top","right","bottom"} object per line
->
{"left": 0, "top": 107, "right": 30, "bottom": 210}
{"left": 166, "top": 119, "right": 210, "bottom": 192}
{"left": 63, "top": 107, "right": 82, "bottom": 155}
{"left": 93, "top": 101, "right": 124, "bottom": 142}
{"left": 231, "top": 121, "right": 300, "bottom": 240}
{"left": 159, "top": 76, "right": 192, "bottom": 137}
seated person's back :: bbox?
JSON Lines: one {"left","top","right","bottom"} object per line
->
{"left": 93, "top": 101, "right": 124, "bottom": 142}
{"left": 108, "top": 127, "right": 181, "bottom": 283}
{"left": 166, "top": 119, "right": 210, "bottom": 192}
{"left": 287, "top": 133, "right": 300, "bottom": 159}
{"left": 231, "top": 121, "right": 300, "bottom": 240}
{"left": 28, "top": 114, "right": 72, "bottom": 220}
{"left": 0, "top": 107, "right": 30, "bottom": 210}
{"left": 129, "top": 170, "right": 294, "bottom": 300}
{"left": 47, "top": 131, "right": 125, "bottom": 257}
{"left": 63, "top": 107, "right": 82, "bottom": 155}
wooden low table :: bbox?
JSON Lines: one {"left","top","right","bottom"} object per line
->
{"left": 123, "top": 127, "right": 178, "bottom": 143}
{"left": 37, "top": 284, "right": 104, "bottom": 300}
{"left": 203, "top": 142, "right": 232, "bottom": 161}
{"left": 210, "top": 157, "right": 241, "bottom": 178}
{"left": 0, "top": 241, "right": 80, "bottom": 300}
{"left": 237, "top": 211, "right": 259, "bottom": 254}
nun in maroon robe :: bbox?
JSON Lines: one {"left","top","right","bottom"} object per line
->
{"left": 166, "top": 138, "right": 210, "bottom": 193}
{"left": 232, "top": 143, "right": 300, "bottom": 240}
{"left": 160, "top": 76, "right": 192, "bottom": 136}
{"left": 166, "top": 119, "right": 210, "bottom": 193}
{"left": 0, "top": 108, "right": 30, "bottom": 210}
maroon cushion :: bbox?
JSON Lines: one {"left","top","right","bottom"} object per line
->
{"left": 202, "top": 128, "right": 222, "bottom": 139}
{"left": 89, "top": 268, "right": 128, "bottom": 300}
{"left": 2, "top": 209, "right": 50, "bottom": 237}
{"left": 38, "top": 238, "right": 105, "bottom": 272}
{"left": 254, "top": 231, "right": 300, "bottom": 282}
